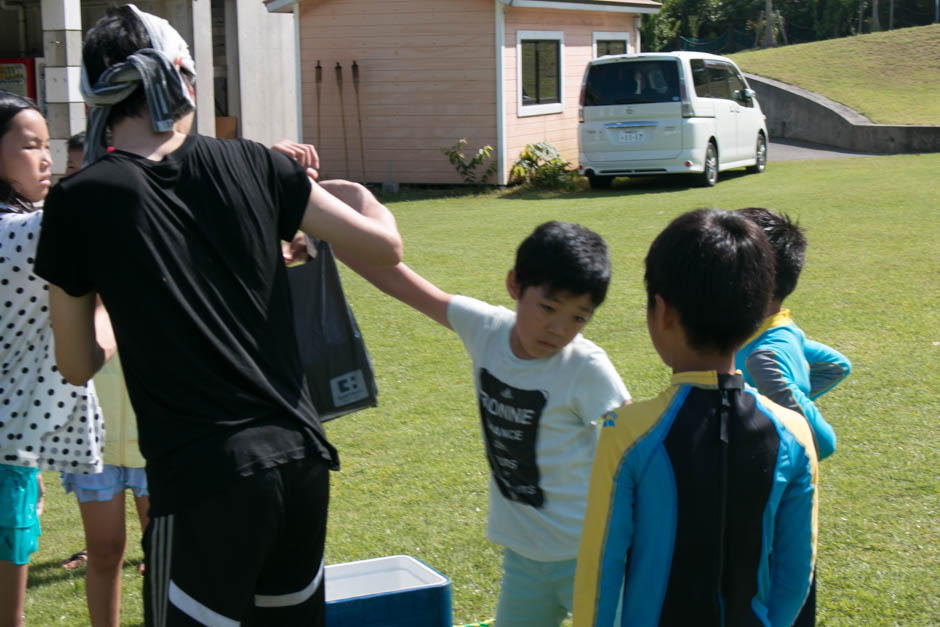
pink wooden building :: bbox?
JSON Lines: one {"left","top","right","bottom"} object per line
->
{"left": 265, "top": 0, "right": 661, "bottom": 185}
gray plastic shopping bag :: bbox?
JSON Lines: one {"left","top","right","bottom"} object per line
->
{"left": 287, "top": 237, "right": 378, "bottom": 421}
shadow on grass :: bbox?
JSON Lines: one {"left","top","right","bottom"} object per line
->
{"left": 500, "top": 169, "right": 755, "bottom": 201}
{"left": 26, "top": 559, "right": 82, "bottom": 587}
{"left": 368, "top": 168, "right": 755, "bottom": 204}
{"left": 26, "top": 557, "right": 145, "bottom": 588}
{"left": 502, "top": 178, "right": 682, "bottom": 200}
{"left": 372, "top": 183, "right": 500, "bottom": 204}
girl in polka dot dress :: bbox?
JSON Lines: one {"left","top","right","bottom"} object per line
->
{"left": 0, "top": 90, "right": 105, "bottom": 625}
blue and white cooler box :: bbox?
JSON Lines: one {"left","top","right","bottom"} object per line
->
{"left": 325, "top": 555, "right": 452, "bottom": 626}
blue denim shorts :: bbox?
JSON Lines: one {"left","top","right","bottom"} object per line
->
{"left": 62, "top": 464, "right": 149, "bottom": 503}
{"left": 0, "top": 465, "right": 42, "bottom": 565}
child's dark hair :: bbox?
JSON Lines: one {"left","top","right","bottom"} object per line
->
{"left": 67, "top": 131, "right": 86, "bottom": 152}
{"left": 737, "top": 207, "right": 806, "bottom": 303}
{"left": 645, "top": 209, "right": 774, "bottom": 354}
{"left": 0, "top": 90, "right": 42, "bottom": 209}
{"left": 82, "top": 6, "right": 194, "bottom": 127}
{"left": 514, "top": 221, "right": 611, "bottom": 307}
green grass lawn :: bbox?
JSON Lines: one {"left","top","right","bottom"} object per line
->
{"left": 30, "top": 154, "right": 939, "bottom": 625}
{"left": 731, "top": 24, "right": 940, "bottom": 125}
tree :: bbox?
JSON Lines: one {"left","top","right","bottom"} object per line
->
{"left": 638, "top": 0, "right": 933, "bottom": 51}
{"left": 765, "top": 0, "right": 777, "bottom": 46}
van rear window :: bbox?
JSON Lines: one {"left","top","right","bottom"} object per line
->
{"left": 583, "top": 60, "right": 680, "bottom": 106}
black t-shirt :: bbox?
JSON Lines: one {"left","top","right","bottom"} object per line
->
{"left": 35, "top": 134, "right": 338, "bottom": 515}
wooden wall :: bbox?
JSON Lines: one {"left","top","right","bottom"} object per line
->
{"left": 501, "top": 7, "right": 637, "bottom": 175}
{"left": 298, "top": 0, "right": 497, "bottom": 184}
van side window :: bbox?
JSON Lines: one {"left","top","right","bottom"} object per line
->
{"left": 707, "top": 62, "right": 732, "bottom": 100}
{"left": 583, "top": 60, "right": 680, "bottom": 106}
{"left": 692, "top": 59, "right": 742, "bottom": 101}
{"left": 690, "top": 59, "right": 711, "bottom": 98}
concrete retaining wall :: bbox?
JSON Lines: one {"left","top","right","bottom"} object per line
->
{"left": 744, "top": 73, "right": 940, "bottom": 154}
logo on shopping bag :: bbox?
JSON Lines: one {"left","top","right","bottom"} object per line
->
{"left": 330, "top": 370, "right": 369, "bottom": 407}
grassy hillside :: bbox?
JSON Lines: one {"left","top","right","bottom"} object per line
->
{"left": 731, "top": 24, "right": 940, "bottom": 125}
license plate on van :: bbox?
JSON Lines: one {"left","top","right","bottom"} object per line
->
{"left": 618, "top": 130, "right": 648, "bottom": 145}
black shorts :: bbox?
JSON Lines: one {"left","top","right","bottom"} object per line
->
{"left": 143, "top": 456, "right": 330, "bottom": 626}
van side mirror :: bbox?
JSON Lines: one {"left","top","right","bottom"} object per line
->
{"left": 734, "top": 88, "right": 755, "bottom": 104}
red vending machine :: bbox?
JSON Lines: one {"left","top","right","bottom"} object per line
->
{"left": 0, "top": 58, "right": 38, "bottom": 100}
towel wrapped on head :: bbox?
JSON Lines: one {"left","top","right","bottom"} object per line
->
{"left": 79, "top": 4, "right": 196, "bottom": 165}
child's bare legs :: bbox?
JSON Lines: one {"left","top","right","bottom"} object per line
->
{"left": 0, "top": 469, "right": 39, "bottom": 627}
{"left": 81, "top": 493, "right": 127, "bottom": 627}
{"left": 133, "top": 494, "right": 150, "bottom": 573}
{"left": 0, "top": 562, "right": 27, "bottom": 627}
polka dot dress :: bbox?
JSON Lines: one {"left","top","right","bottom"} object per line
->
{"left": 0, "top": 207, "right": 104, "bottom": 474}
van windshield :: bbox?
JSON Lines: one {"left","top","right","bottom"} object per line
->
{"left": 583, "top": 60, "right": 680, "bottom": 106}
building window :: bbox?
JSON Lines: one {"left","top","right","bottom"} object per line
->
{"left": 597, "top": 40, "right": 627, "bottom": 56}
{"left": 593, "top": 32, "right": 631, "bottom": 58}
{"left": 521, "top": 40, "right": 560, "bottom": 105}
{"left": 517, "top": 30, "right": 564, "bottom": 117}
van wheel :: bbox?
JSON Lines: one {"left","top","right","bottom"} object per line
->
{"left": 588, "top": 175, "right": 614, "bottom": 189}
{"left": 747, "top": 135, "right": 767, "bottom": 174}
{"left": 698, "top": 143, "right": 718, "bottom": 187}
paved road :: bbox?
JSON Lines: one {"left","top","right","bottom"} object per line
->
{"left": 768, "top": 138, "right": 882, "bottom": 161}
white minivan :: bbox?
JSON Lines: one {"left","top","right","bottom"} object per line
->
{"left": 578, "top": 51, "right": 768, "bottom": 188}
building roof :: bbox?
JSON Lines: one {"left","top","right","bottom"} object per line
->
{"left": 267, "top": 0, "right": 661, "bottom": 15}
{"left": 496, "top": 0, "right": 661, "bottom": 11}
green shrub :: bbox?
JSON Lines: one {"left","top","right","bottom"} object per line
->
{"left": 509, "top": 142, "right": 580, "bottom": 191}
{"left": 441, "top": 138, "right": 498, "bottom": 186}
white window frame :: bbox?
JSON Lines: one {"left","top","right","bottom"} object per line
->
{"left": 593, "top": 31, "right": 631, "bottom": 58}
{"left": 516, "top": 30, "right": 564, "bottom": 117}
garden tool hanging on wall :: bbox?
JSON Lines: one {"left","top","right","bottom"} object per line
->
{"left": 315, "top": 60, "right": 322, "bottom": 148}
{"left": 352, "top": 61, "right": 366, "bottom": 181}
{"left": 335, "top": 62, "right": 350, "bottom": 179}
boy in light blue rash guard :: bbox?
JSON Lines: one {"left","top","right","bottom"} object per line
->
{"left": 735, "top": 207, "right": 851, "bottom": 626}
{"left": 735, "top": 208, "right": 851, "bottom": 461}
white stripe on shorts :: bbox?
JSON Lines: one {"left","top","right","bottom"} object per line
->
{"left": 168, "top": 580, "right": 240, "bottom": 627}
{"left": 149, "top": 515, "right": 174, "bottom": 627}
{"left": 254, "top": 558, "right": 324, "bottom": 608}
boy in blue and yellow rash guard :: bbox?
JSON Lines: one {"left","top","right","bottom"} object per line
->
{"left": 735, "top": 208, "right": 851, "bottom": 626}
{"left": 574, "top": 209, "right": 819, "bottom": 627}
{"left": 735, "top": 208, "right": 851, "bottom": 461}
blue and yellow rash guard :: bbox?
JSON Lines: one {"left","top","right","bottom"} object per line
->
{"left": 574, "top": 372, "right": 818, "bottom": 627}
{"left": 736, "top": 309, "right": 851, "bottom": 461}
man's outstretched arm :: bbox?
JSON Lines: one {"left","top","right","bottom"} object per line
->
{"left": 312, "top": 180, "right": 451, "bottom": 329}
{"left": 299, "top": 179, "right": 402, "bottom": 268}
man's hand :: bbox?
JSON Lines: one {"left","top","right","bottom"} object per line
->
{"left": 282, "top": 232, "right": 311, "bottom": 266}
{"left": 272, "top": 140, "right": 320, "bottom": 179}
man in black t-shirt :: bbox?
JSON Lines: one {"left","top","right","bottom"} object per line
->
{"left": 34, "top": 6, "right": 401, "bottom": 626}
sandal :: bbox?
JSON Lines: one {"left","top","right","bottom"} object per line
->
{"left": 61, "top": 549, "right": 88, "bottom": 570}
